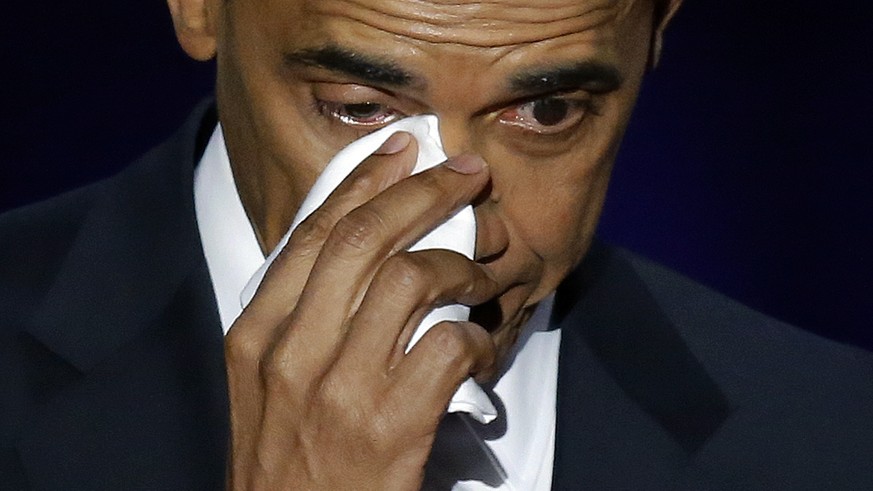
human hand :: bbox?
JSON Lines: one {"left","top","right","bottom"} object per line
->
{"left": 225, "top": 132, "right": 506, "bottom": 490}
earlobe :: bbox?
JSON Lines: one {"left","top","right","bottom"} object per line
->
{"left": 166, "top": 0, "right": 218, "bottom": 61}
{"left": 648, "top": 0, "right": 684, "bottom": 69}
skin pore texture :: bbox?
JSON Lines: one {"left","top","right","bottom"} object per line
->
{"left": 167, "top": 0, "right": 681, "bottom": 487}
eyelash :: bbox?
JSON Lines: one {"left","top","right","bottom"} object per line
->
{"left": 313, "top": 94, "right": 597, "bottom": 136}
{"left": 315, "top": 100, "right": 402, "bottom": 128}
{"left": 502, "top": 96, "right": 597, "bottom": 135}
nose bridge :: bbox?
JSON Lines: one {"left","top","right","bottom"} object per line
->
{"left": 436, "top": 114, "right": 476, "bottom": 159}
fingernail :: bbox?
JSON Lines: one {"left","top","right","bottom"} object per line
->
{"left": 446, "top": 155, "right": 487, "bottom": 175}
{"left": 374, "top": 132, "right": 411, "bottom": 155}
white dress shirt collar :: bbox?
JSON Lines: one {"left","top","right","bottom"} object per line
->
{"left": 194, "top": 125, "right": 264, "bottom": 333}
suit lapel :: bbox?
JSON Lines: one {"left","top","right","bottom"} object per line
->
{"left": 552, "top": 243, "right": 732, "bottom": 489}
{"left": 18, "top": 102, "right": 230, "bottom": 488}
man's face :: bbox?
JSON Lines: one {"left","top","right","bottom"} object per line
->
{"left": 214, "top": 0, "right": 654, "bottom": 332}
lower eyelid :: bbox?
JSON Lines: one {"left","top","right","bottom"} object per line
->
{"left": 335, "top": 112, "right": 400, "bottom": 127}
{"left": 498, "top": 106, "right": 588, "bottom": 135}
{"left": 318, "top": 101, "right": 404, "bottom": 128}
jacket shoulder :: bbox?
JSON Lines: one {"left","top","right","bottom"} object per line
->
{"left": 611, "top": 246, "right": 873, "bottom": 487}
{"left": 0, "top": 99, "right": 214, "bottom": 315}
{"left": 0, "top": 101, "right": 220, "bottom": 486}
{"left": 616, "top": 246, "right": 873, "bottom": 371}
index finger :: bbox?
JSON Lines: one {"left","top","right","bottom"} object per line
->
{"left": 276, "top": 155, "right": 490, "bottom": 371}
{"left": 231, "top": 132, "right": 417, "bottom": 332}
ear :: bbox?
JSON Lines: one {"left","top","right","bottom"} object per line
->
{"left": 649, "top": 0, "right": 684, "bottom": 69}
{"left": 167, "top": 0, "right": 219, "bottom": 61}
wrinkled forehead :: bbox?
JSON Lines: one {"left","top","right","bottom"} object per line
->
{"left": 245, "top": 0, "right": 654, "bottom": 100}
{"left": 300, "top": 0, "right": 644, "bottom": 47}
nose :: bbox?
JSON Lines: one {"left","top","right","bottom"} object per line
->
{"left": 436, "top": 115, "right": 477, "bottom": 158}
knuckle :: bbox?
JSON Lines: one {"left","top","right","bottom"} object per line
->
{"left": 427, "top": 322, "right": 473, "bottom": 368}
{"left": 458, "top": 261, "right": 499, "bottom": 302}
{"left": 316, "top": 372, "right": 361, "bottom": 417}
{"left": 286, "top": 208, "right": 335, "bottom": 255}
{"left": 378, "top": 254, "right": 434, "bottom": 301}
{"left": 314, "top": 373, "right": 393, "bottom": 447}
{"left": 344, "top": 171, "right": 378, "bottom": 197}
{"left": 225, "top": 327, "right": 261, "bottom": 365}
{"left": 326, "top": 208, "right": 388, "bottom": 257}
{"left": 315, "top": 373, "right": 343, "bottom": 407}
{"left": 261, "top": 347, "right": 298, "bottom": 392}
{"left": 460, "top": 273, "right": 478, "bottom": 298}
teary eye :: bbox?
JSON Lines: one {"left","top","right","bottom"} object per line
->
{"left": 499, "top": 96, "right": 592, "bottom": 135}
{"left": 317, "top": 101, "right": 403, "bottom": 128}
{"left": 342, "top": 103, "right": 385, "bottom": 120}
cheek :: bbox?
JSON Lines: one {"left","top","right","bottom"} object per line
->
{"left": 219, "top": 3, "right": 355, "bottom": 187}
{"left": 514, "top": 183, "right": 599, "bottom": 265}
{"left": 484, "top": 143, "right": 614, "bottom": 301}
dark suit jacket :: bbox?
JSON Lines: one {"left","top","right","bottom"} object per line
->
{"left": 2, "top": 103, "right": 872, "bottom": 490}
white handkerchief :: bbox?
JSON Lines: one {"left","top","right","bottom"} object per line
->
{"left": 240, "top": 115, "right": 497, "bottom": 424}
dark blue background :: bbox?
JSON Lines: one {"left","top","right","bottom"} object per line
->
{"left": 2, "top": 2, "right": 871, "bottom": 350}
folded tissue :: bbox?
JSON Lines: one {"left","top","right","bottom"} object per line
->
{"left": 240, "top": 115, "right": 497, "bottom": 424}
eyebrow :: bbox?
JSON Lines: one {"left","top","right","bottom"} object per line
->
{"left": 509, "top": 61, "right": 624, "bottom": 96}
{"left": 283, "top": 45, "right": 419, "bottom": 88}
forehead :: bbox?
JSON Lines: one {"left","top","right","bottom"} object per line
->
{"left": 262, "top": 0, "right": 648, "bottom": 51}
{"left": 303, "top": 0, "right": 636, "bottom": 47}
{"left": 250, "top": 0, "right": 651, "bottom": 98}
